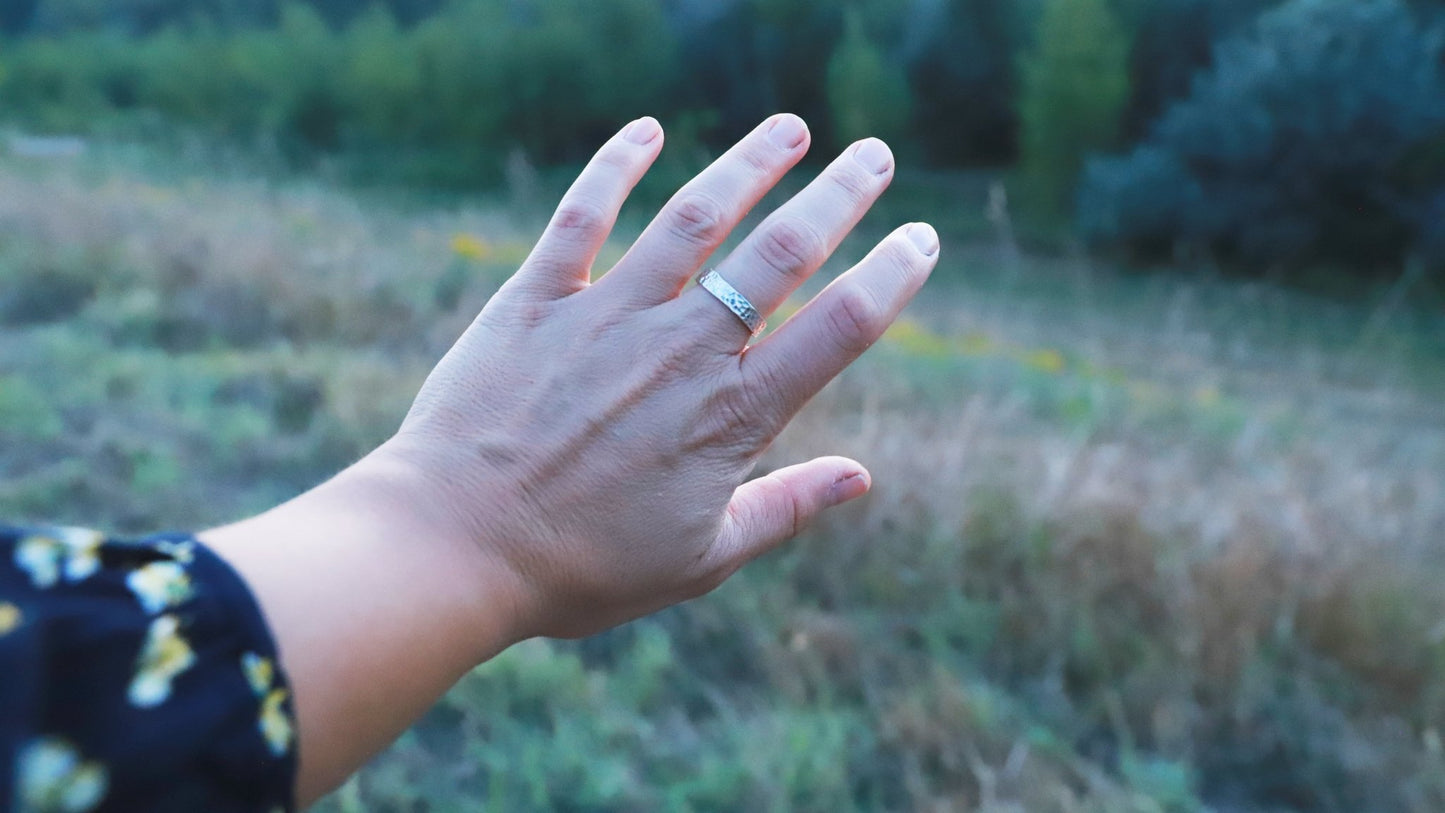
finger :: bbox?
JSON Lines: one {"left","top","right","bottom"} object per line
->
{"left": 703, "top": 457, "right": 871, "bottom": 572}
{"left": 513, "top": 117, "right": 664, "bottom": 299}
{"left": 742, "top": 223, "right": 940, "bottom": 426}
{"left": 685, "top": 138, "right": 895, "bottom": 346}
{"left": 602, "top": 113, "right": 812, "bottom": 306}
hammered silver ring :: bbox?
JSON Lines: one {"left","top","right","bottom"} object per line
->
{"left": 697, "top": 269, "right": 766, "bottom": 337}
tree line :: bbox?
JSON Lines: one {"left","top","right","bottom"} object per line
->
{"left": 2, "top": 0, "right": 1443, "bottom": 275}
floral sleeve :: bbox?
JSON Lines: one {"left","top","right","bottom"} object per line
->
{"left": 0, "top": 525, "right": 296, "bottom": 813}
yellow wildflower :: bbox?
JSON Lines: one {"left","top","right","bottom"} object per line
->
{"left": 1194, "top": 385, "right": 1222, "bottom": 407}
{"left": 128, "top": 615, "right": 196, "bottom": 708}
{"left": 1023, "top": 348, "right": 1066, "bottom": 375}
{"left": 958, "top": 333, "right": 994, "bottom": 356}
{"left": 16, "top": 737, "right": 108, "bottom": 813}
{"left": 450, "top": 233, "right": 492, "bottom": 262}
{"left": 885, "top": 319, "right": 953, "bottom": 358}
{"left": 126, "top": 562, "right": 193, "bottom": 615}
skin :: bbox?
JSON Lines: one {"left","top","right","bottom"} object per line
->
{"left": 200, "top": 113, "right": 940, "bottom": 807}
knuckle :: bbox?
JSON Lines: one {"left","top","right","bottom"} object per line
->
{"left": 694, "top": 376, "right": 770, "bottom": 453}
{"left": 744, "top": 357, "right": 793, "bottom": 424}
{"left": 594, "top": 142, "right": 635, "bottom": 172}
{"left": 881, "top": 238, "right": 922, "bottom": 277}
{"left": 506, "top": 299, "right": 553, "bottom": 330}
{"left": 825, "top": 285, "right": 884, "bottom": 355}
{"left": 756, "top": 217, "right": 826, "bottom": 278}
{"left": 666, "top": 191, "right": 729, "bottom": 248}
{"left": 785, "top": 484, "right": 809, "bottom": 540}
{"left": 765, "top": 472, "right": 808, "bottom": 540}
{"left": 716, "top": 382, "right": 758, "bottom": 441}
{"left": 650, "top": 340, "right": 694, "bottom": 382}
{"left": 829, "top": 163, "right": 877, "bottom": 206}
{"left": 735, "top": 140, "right": 776, "bottom": 177}
{"left": 549, "top": 197, "right": 612, "bottom": 243}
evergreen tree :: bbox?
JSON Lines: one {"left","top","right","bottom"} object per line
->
{"left": 910, "top": 0, "right": 1037, "bottom": 166}
{"left": 1018, "top": 0, "right": 1131, "bottom": 214}
{"left": 825, "top": 9, "right": 911, "bottom": 149}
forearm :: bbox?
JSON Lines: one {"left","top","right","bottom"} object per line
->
{"left": 199, "top": 444, "right": 525, "bottom": 806}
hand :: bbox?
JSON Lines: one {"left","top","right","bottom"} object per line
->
{"left": 379, "top": 113, "right": 939, "bottom": 639}
{"left": 203, "top": 113, "right": 938, "bottom": 803}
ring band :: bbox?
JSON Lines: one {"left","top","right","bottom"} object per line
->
{"left": 697, "top": 270, "right": 766, "bottom": 337}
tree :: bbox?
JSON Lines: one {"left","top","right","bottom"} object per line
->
{"left": 1079, "top": 0, "right": 1445, "bottom": 273}
{"left": 0, "top": 0, "right": 41, "bottom": 35}
{"left": 1017, "top": 0, "right": 1132, "bottom": 214}
{"left": 825, "top": 9, "right": 911, "bottom": 148}
{"left": 909, "top": 0, "right": 1037, "bottom": 166}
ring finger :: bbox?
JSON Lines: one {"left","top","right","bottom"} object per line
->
{"left": 684, "top": 137, "right": 896, "bottom": 348}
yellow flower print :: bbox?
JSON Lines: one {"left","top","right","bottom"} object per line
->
{"left": 259, "top": 689, "right": 294, "bottom": 757}
{"left": 16, "top": 737, "right": 108, "bottom": 812}
{"left": 125, "top": 562, "right": 193, "bottom": 614}
{"left": 242, "top": 652, "right": 294, "bottom": 757}
{"left": 128, "top": 615, "right": 196, "bottom": 708}
{"left": 450, "top": 232, "right": 492, "bottom": 262}
{"left": 152, "top": 539, "right": 195, "bottom": 565}
{"left": 14, "top": 528, "right": 103, "bottom": 589}
{"left": 242, "top": 652, "right": 274, "bottom": 696}
{"left": 0, "top": 601, "right": 21, "bottom": 636}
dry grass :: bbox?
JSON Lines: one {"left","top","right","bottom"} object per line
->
{"left": 2, "top": 149, "right": 1444, "bottom": 810}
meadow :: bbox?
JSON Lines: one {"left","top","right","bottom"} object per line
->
{"left": 2, "top": 143, "right": 1444, "bottom": 811}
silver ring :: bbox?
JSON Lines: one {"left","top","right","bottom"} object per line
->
{"left": 697, "top": 270, "right": 766, "bottom": 337}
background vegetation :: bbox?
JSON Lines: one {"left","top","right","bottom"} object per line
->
{"left": 2, "top": 0, "right": 1444, "bottom": 279}
{"left": 2, "top": 0, "right": 1444, "bottom": 810}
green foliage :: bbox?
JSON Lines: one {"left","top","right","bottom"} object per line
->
{"left": 0, "top": 375, "right": 63, "bottom": 441}
{"left": 0, "top": 0, "right": 678, "bottom": 184}
{"left": 1018, "top": 0, "right": 1132, "bottom": 214}
{"left": 1080, "top": 0, "right": 1445, "bottom": 273}
{"left": 2, "top": 0, "right": 1439, "bottom": 273}
{"left": 825, "top": 10, "right": 911, "bottom": 148}
{"left": 908, "top": 0, "right": 1039, "bottom": 165}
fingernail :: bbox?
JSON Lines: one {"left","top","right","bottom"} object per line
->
{"left": 906, "top": 223, "right": 940, "bottom": 257}
{"left": 827, "top": 472, "right": 871, "bottom": 507}
{"left": 853, "top": 138, "right": 893, "bottom": 175}
{"left": 768, "top": 115, "right": 808, "bottom": 149}
{"left": 625, "top": 117, "right": 661, "bottom": 145}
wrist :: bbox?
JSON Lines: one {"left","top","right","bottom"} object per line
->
{"left": 202, "top": 441, "right": 531, "bottom": 802}
{"left": 329, "top": 440, "right": 533, "bottom": 658}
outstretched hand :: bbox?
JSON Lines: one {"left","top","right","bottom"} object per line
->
{"left": 382, "top": 113, "right": 939, "bottom": 639}
{"left": 203, "top": 114, "right": 938, "bottom": 803}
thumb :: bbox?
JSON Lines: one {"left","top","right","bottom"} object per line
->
{"left": 707, "top": 457, "right": 871, "bottom": 571}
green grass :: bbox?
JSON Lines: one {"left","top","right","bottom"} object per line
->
{"left": 2, "top": 150, "right": 1444, "bottom": 811}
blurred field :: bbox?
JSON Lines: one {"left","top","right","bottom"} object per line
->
{"left": 2, "top": 149, "right": 1444, "bottom": 811}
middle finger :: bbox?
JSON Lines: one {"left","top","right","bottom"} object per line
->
{"left": 603, "top": 114, "right": 813, "bottom": 306}
{"left": 683, "top": 138, "right": 895, "bottom": 347}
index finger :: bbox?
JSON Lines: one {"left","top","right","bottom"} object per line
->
{"left": 601, "top": 114, "right": 812, "bottom": 306}
{"left": 740, "top": 223, "right": 940, "bottom": 428}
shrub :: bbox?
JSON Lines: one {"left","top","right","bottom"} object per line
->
{"left": 908, "top": 0, "right": 1034, "bottom": 166}
{"left": 1079, "top": 0, "right": 1445, "bottom": 273}
{"left": 825, "top": 10, "right": 911, "bottom": 148}
{"left": 1017, "top": 0, "right": 1132, "bottom": 214}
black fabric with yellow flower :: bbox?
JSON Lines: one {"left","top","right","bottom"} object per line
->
{"left": 0, "top": 525, "right": 295, "bottom": 812}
